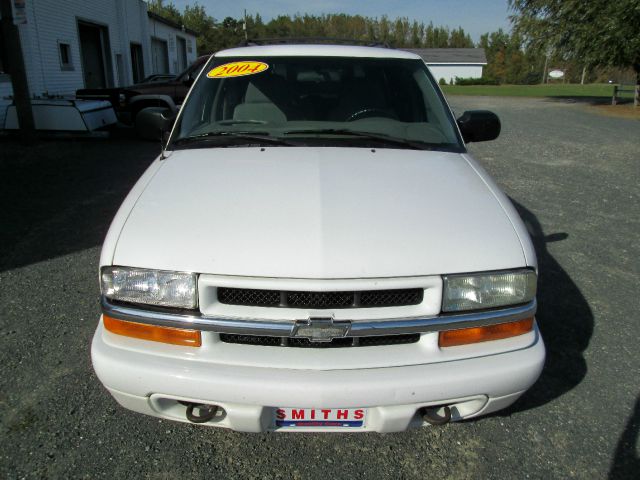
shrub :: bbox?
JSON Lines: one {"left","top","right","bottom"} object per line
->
{"left": 454, "top": 77, "right": 499, "bottom": 86}
{"left": 523, "top": 71, "right": 542, "bottom": 85}
{"left": 439, "top": 78, "right": 447, "bottom": 86}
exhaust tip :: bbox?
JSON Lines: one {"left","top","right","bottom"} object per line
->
{"left": 421, "top": 405, "right": 452, "bottom": 425}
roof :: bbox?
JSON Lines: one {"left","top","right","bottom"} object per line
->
{"left": 403, "top": 48, "right": 487, "bottom": 65}
{"left": 216, "top": 45, "right": 422, "bottom": 59}
{"left": 147, "top": 11, "right": 199, "bottom": 37}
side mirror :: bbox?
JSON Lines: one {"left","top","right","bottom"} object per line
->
{"left": 457, "top": 110, "right": 501, "bottom": 143}
{"left": 135, "top": 107, "right": 176, "bottom": 141}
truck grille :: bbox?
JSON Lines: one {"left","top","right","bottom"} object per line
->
{"left": 219, "top": 333, "right": 420, "bottom": 348}
{"left": 217, "top": 288, "right": 423, "bottom": 309}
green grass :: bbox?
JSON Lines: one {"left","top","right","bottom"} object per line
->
{"left": 441, "top": 83, "right": 618, "bottom": 97}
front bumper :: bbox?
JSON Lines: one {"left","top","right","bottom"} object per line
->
{"left": 91, "top": 321, "right": 545, "bottom": 432}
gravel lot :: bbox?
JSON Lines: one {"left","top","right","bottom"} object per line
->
{"left": 1, "top": 98, "right": 639, "bottom": 479}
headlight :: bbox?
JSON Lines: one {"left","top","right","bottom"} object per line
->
{"left": 442, "top": 269, "right": 536, "bottom": 312}
{"left": 101, "top": 266, "right": 197, "bottom": 309}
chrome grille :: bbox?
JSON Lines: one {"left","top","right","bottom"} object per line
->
{"left": 219, "top": 333, "right": 420, "bottom": 348}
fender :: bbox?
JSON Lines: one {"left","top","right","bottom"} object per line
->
{"left": 129, "top": 95, "right": 178, "bottom": 115}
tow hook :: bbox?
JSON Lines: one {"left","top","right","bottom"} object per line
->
{"left": 179, "top": 401, "right": 219, "bottom": 423}
{"left": 421, "top": 405, "right": 452, "bottom": 425}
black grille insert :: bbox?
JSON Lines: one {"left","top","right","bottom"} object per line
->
{"left": 219, "top": 333, "right": 420, "bottom": 348}
{"left": 217, "top": 287, "right": 423, "bottom": 309}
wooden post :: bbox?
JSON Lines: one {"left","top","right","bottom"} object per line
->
{"left": 0, "top": 0, "right": 35, "bottom": 137}
{"left": 635, "top": 85, "right": 639, "bottom": 107}
{"left": 612, "top": 86, "right": 617, "bottom": 105}
{"left": 541, "top": 54, "right": 549, "bottom": 85}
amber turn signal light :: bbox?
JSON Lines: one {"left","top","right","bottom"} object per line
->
{"left": 438, "top": 318, "right": 534, "bottom": 348}
{"left": 103, "top": 315, "right": 202, "bottom": 347}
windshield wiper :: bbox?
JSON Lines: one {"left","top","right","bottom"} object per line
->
{"left": 282, "top": 128, "right": 435, "bottom": 150}
{"left": 172, "top": 131, "right": 296, "bottom": 147}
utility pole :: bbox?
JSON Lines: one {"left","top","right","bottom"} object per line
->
{"left": 0, "top": 0, "right": 35, "bottom": 133}
{"left": 0, "top": 0, "right": 35, "bottom": 138}
{"left": 243, "top": 9, "right": 248, "bottom": 41}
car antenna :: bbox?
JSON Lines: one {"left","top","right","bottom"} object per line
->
{"left": 160, "top": 131, "right": 168, "bottom": 160}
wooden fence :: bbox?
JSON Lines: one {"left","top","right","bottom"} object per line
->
{"left": 612, "top": 84, "right": 639, "bottom": 106}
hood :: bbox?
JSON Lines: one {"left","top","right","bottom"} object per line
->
{"left": 111, "top": 147, "right": 526, "bottom": 278}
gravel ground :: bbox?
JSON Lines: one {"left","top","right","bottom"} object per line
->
{"left": 1, "top": 98, "right": 639, "bottom": 479}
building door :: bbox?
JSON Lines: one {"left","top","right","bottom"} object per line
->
{"left": 176, "top": 36, "right": 187, "bottom": 72}
{"left": 130, "top": 43, "right": 144, "bottom": 83}
{"left": 78, "top": 22, "right": 111, "bottom": 89}
{"left": 151, "top": 38, "right": 169, "bottom": 74}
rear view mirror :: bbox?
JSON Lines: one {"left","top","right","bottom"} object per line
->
{"left": 457, "top": 110, "right": 501, "bottom": 143}
{"left": 135, "top": 107, "right": 176, "bottom": 141}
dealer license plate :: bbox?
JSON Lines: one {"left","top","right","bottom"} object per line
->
{"left": 275, "top": 408, "right": 366, "bottom": 428}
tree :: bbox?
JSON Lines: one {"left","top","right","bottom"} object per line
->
{"left": 183, "top": 3, "right": 215, "bottom": 54}
{"left": 509, "top": 0, "right": 640, "bottom": 84}
{"left": 449, "top": 27, "right": 474, "bottom": 48}
{"left": 146, "top": 5, "right": 479, "bottom": 57}
{"left": 147, "top": 0, "right": 182, "bottom": 25}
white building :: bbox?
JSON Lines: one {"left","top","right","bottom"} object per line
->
{"left": 0, "top": 0, "right": 198, "bottom": 125}
{"left": 405, "top": 48, "right": 487, "bottom": 84}
{"left": 148, "top": 11, "right": 197, "bottom": 78}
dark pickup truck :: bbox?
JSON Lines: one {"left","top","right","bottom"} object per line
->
{"left": 76, "top": 55, "right": 208, "bottom": 126}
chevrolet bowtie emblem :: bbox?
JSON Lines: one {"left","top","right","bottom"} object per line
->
{"left": 293, "top": 317, "right": 352, "bottom": 343}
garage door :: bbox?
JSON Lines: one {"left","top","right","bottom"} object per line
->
{"left": 151, "top": 38, "right": 169, "bottom": 74}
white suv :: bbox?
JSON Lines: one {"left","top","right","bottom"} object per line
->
{"left": 92, "top": 44, "right": 544, "bottom": 432}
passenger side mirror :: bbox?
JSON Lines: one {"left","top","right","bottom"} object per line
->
{"left": 456, "top": 110, "right": 501, "bottom": 143}
{"left": 135, "top": 107, "right": 176, "bottom": 141}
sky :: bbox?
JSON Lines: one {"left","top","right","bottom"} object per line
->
{"left": 169, "top": 0, "right": 512, "bottom": 41}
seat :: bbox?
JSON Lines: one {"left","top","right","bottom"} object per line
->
{"left": 233, "top": 82, "right": 287, "bottom": 124}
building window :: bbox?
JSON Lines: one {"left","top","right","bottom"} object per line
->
{"left": 59, "top": 42, "right": 74, "bottom": 71}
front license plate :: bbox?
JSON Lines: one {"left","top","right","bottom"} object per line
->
{"left": 275, "top": 408, "right": 366, "bottom": 428}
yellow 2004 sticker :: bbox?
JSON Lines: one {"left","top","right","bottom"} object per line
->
{"left": 207, "top": 61, "right": 269, "bottom": 78}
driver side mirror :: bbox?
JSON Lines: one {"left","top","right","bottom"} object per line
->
{"left": 135, "top": 107, "right": 176, "bottom": 142}
{"left": 456, "top": 110, "right": 501, "bottom": 143}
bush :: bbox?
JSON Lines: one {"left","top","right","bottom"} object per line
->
{"left": 523, "top": 71, "right": 542, "bottom": 85}
{"left": 454, "top": 77, "right": 499, "bottom": 86}
{"left": 439, "top": 78, "right": 447, "bottom": 86}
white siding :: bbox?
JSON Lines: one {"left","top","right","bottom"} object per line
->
{"left": 2, "top": 0, "right": 195, "bottom": 98}
{"left": 147, "top": 18, "right": 197, "bottom": 75}
{"left": 19, "top": 0, "right": 124, "bottom": 95}
{"left": 123, "top": 0, "right": 153, "bottom": 81}
{"left": 428, "top": 65, "right": 484, "bottom": 85}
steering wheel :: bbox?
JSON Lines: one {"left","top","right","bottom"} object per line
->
{"left": 346, "top": 108, "right": 397, "bottom": 122}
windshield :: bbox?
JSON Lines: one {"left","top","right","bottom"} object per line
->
{"left": 170, "top": 55, "right": 463, "bottom": 151}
